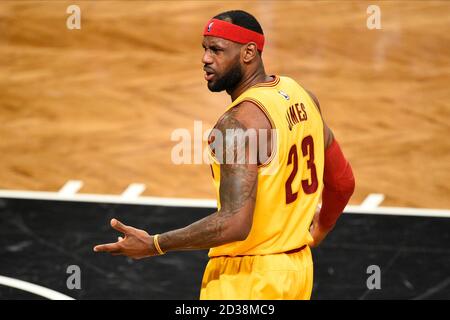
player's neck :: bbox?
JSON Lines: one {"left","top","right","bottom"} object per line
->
{"left": 228, "top": 68, "right": 271, "bottom": 101}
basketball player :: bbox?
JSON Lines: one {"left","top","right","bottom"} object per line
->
{"left": 94, "top": 10, "right": 355, "bottom": 300}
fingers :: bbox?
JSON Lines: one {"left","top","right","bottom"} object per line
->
{"left": 93, "top": 242, "right": 121, "bottom": 253}
{"left": 112, "top": 252, "right": 124, "bottom": 256}
{"left": 110, "top": 218, "right": 130, "bottom": 234}
{"left": 118, "top": 236, "right": 124, "bottom": 242}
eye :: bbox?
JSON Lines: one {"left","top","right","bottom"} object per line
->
{"left": 202, "top": 45, "right": 222, "bottom": 54}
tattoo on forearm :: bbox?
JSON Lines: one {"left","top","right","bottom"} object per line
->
{"left": 159, "top": 107, "right": 258, "bottom": 251}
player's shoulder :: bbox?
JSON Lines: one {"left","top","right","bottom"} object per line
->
{"left": 305, "top": 89, "right": 321, "bottom": 113}
{"left": 277, "top": 76, "right": 322, "bottom": 111}
{"left": 219, "top": 100, "right": 271, "bottom": 131}
{"left": 278, "top": 75, "right": 302, "bottom": 88}
{"left": 278, "top": 74, "right": 296, "bottom": 83}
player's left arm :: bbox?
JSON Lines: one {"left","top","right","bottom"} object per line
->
{"left": 306, "top": 89, "right": 355, "bottom": 247}
{"left": 94, "top": 102, "right": 259, "bottom": 259}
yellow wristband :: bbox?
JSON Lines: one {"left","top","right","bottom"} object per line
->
{"left": 153, "top": 234, "right": 165, "bottom": 255}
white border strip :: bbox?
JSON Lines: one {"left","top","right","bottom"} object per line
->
{"left": 344, "top": 205, "right": 450, "bottom": 218}
{"left": 0, "top": 189, "right": 217, "bottom": 208}
{"left": 360, "top": 193, "right": 385, "bottom": 209}
{"left": 59, "top": 180, "right": 83, "bottom": 196}
{"left": 0, "top": 189, "right": 449, "bottom": 218}
{"left": 121, "top": 183, "right": 146, "bottom": 199}
{"left": 0, "top": 275, "right": 74, "bottom": 300}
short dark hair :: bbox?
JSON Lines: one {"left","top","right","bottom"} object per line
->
{"left": 213, "top": 10, "right": 264, "bottom": 35}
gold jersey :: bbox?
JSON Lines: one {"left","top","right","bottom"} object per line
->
{"left": 208, "top": 75, "right": 324, "bottom": 257}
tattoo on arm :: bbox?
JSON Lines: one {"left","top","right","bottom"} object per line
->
{"left": 159, "top": 107, "right": 258, "bottom": 251}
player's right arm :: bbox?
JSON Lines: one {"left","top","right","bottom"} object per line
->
{"left": 93, "top": 104, "right": 258, "bottom": 259}
{"left": 307, "top": 91, "right": 355, "bottom": 247}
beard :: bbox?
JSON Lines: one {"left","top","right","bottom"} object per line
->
{"left": 208, "top": 60, "right": 243, "bottom": 92}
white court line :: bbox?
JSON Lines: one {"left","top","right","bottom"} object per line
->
{"left": 121, "top": 183, "right": 146, "bottom": 199}
{"left": 360, "top": 193, "right": 385, "bottom": 209}
{"left": 59, "top": 180, "right": 83, "bottom": 196}
{"left": 0, "top": 188, "right": 449, "bottom": 218}
{"left": 344, "top": 205, "right": 450, "bottom": 218}
{"left": 0, "top": 189, "right": 217, "bottom": 208}
{"left": 0, "top": 275, "right": 74, "bottom": 300}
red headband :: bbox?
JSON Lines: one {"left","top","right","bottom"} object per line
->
{"left": 203, "top": 18, "right": 265, "bottom": 52}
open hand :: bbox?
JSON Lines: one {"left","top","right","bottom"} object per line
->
{"left": 93, "top": 219, "right": 158, "bottom": 259}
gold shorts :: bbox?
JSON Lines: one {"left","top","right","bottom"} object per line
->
{"left": 200, "top": 246, "right": 313, "bottom": 300}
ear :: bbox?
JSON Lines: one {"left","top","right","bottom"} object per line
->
{"left": 242, "top": 42, "right": 259, "bottom": 63}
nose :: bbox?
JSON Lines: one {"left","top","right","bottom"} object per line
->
{"left": 202, "top": 50, "right": 213, "bottom": 65}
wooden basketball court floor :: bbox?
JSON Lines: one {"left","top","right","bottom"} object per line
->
{"left": 0, "top": 1, "right": 449, "bottom": 299}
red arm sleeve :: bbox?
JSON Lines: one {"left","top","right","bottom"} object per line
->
{"left": 318, "top": 139, "right": 355, "bottom": 229}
